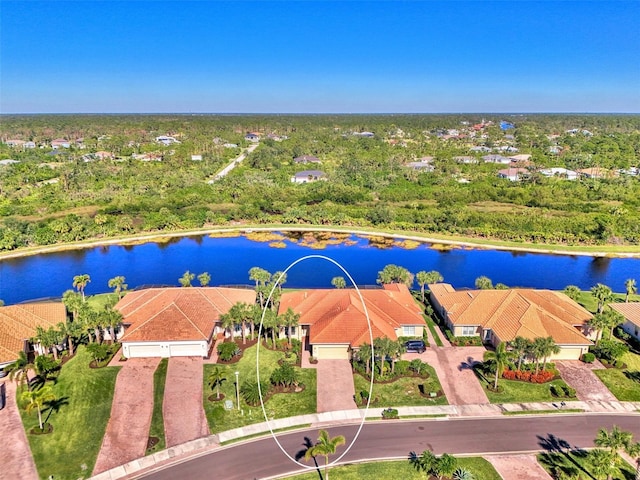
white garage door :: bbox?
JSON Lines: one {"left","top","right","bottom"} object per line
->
{"left": 169, "top": 343, "right": 202, "bottom": 357}
{"left": 314, "top": 345, "right": 349, "bottom": 360}
{"left": 128, "top": 344, "right": 163, "bottom": 358}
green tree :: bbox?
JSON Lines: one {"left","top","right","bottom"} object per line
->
{"left": 280, "top": 307, "right": 300, "bottom": 347}
{"left": 73, "top": 274, "right": 91, "bottom": 300}
{"left": 357, "top": 343, "right": 373, "bottom": 376}
{"left": 21, "top": 386, "right": 56, "bottom": 431}
{"left": 207, "top": 366, "right": 227, "bottom": 400}
{"left": 373, "top": 337, "right": 395, "bottom": 377}
{"left": 108, "top": 276, "right": 127, "bottom": 299}
{"left": 591, "top": 283, "right": 613, "bottom": 313}
{"left": 57, "top": 321, "right": 82, "bottom": 356}
{"left": 331, "top": 276, "right": 346, "bottom": 289}
{"left": 272, "top": 271, "right": 287, "bottom": 291}
{"left": 377, "top": 264, "right": 414, "bottom": 286}
{"left": 563, "top": 285, "right": 581, "bottom": 301}
{"left": 485, "top": 342, "right": 513, "bottom": 390}
{"left": 416, "top": 270, "right": 443, "bottom": 302}
{"left": 304, "top": 429, "right": 346, "bottom": 480}
{"left": 179, "top": 270, "right": 195, "bottom": 287}
{"left": 33, "top": 354, "right": 59, "bottom": 380}
{"left": 433, "top": 453, "right": 457, "bottom": 480}
{"left": 475, "top": 276, "right": 493, "bottom": 290}
{"left": 249, "top": 267, "right": 271, "bottom": 307}
{"left": 197, "top": 272, "right": 211, "bottom": 287}
{"left": 538, "top": 336, "right": 561, "bottom": 371}
{"left": 625, "top": 278, "right": 637, "bottom": 303}
{"left": 509, "top": 336, "right": 532, "bottom": 371}
{"left": 409, "top": 449, "right": 436, "bottom": 476}
{"left": 33, "top": 326, "right": 61, "bottom": 361}
{"left": 5, "top": 351, "right": 33, "bottom": 386}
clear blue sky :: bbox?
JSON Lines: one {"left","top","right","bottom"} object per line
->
{"left": 1, "top": 1, "right": 638, "bottom": 113}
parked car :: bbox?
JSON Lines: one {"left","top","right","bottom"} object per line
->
{"left": 0, "top": 368, "right": 7, "bottom": 378}
{"left": 405, "top": 340, "right": 426, "bottom": 353}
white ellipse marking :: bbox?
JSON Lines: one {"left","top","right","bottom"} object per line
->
{"left": 255, "top": 254, "right": 375, "bottom": 469}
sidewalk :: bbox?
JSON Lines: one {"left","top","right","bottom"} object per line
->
{"left": 89, "top": 399, "right": 640, "bottom": 480}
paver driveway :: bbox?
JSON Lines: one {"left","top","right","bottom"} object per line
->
{"left": 315, "top": 359, "right": 356, "bottom": 412}
{"left": 556, "top": 361, "right": 617, "bottom": 402}
{"left": 0, "top": 380, "right": 39, "bottom": 480}
{"left": 487, "top": 454, "right": 553, "bottom": 480}
{"left": 93, "top": 357, "right": 161, "bottom": 475}
{"left": 164, "top": 357, "right": 209, "bottom": 447}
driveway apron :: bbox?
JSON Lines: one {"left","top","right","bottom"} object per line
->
{"left": 434, "top": 346, "right": 490, "bottom": 405}
{"left": 0, "top": 380, "right": 39, "bottom": 480}
{"left": 556, "top": 361, "right": 617, "bottom": 402}
{"left": 315, "top": 359, "right": 356, "bottom": 413}
{"left": 93, "top": 357, "right": 160, "bottom": 475}
{"left": 487, "top": 454, "right": 553, "bottom": 480}
{"left": 164, "top": 357, "right": 209, "bottom": 447}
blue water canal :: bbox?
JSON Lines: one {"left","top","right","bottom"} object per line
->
{"left": 1, "top": 232, "right": 639, "bottom": 305}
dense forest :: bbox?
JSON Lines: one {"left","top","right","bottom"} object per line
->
{"left": 1, "top": 114, "right": 639, "bottom": 252}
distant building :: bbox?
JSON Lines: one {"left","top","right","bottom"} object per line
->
{"left": 406, "top": 156, "right": 435, "bottom": 171}
{"left": 155, "top": 135, "right": 180, "bottom": 146}
{"left": 498, "top": 167, "right": 528, "bottom": 182}
{"left": 483, "top": 154, "right": 512, "bottom": 164}
{"left": 293, "top": 155, "right": 321, "bottom": 164}
{"left": 454, "top": 155, "right": 478, "bottom": 164}
{"left": 191, "top": 155, "right": 203, "bottom": 161}
{"left": 0, "top": 159, "right": 20, "bottom": 166}
{"left": 245, "top": 133, "right": 260, "bottom": 142}
{"left": 540, "top": 167, "right": 578, "bottom": 181}
{"left": 291, "top": 170, "right": 327, "bottom": 184}
{"left": 5, "top": 139, "right": 25, "bottom": 147}
{"left": 51, "top": 139, "right": 70, "bottom": 149}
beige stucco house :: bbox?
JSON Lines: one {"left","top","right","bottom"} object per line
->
{"left": 609, "top": 303, "right": 640, "bottom": 341}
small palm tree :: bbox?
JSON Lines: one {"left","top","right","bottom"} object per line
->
{"left": 6, "top": 351, "right": 33, "bottom": 386}
{"left": 485, "top": 342, "right": 513, "bottom": 390}
{"left": 331, "top": 276, "right": 346, "bottom": 289}
{"left": 625, "top": 278, "right": 637, "bottom": 303}
{"left": 591, "top": 283, "right": 613, "bottom": 313}
{"left": 563, "top": 285, "right": 581, "bottom": 301}
{"left": 22, "top": 386, "right": 56, "bottom": 431}
{"left": 304, "top": 429, "right": 346, "bottom": 480}
{"left": 207, "top": 366, "right": 226, "bottom": 400}
{"left": 197, "top": 272, "right": 211, "bottom": 287}
{"left": 416, "top": 270, "right": 443, "bottom": 302}
{"left": 72, "top": 274, "right": 91, "bottom": 301}
{"left": 358, "top": 343, "right": 373, "bottom": 376}
{"left": 108, "top": 276, "right": 127, "bottom": 298}
{"left": 280, "top": 307, "right": 300, "bottom": 346}
{"left": 509, "top": 336, "right": 531, "bottom": 371}
{"left": 475, "top": 276, "right": 493, "bottom": 290}
{"left": 178, "top": 270, "right": 195, "bottom": 287}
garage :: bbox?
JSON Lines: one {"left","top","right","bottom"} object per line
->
{"left": 312, "top": 344, "right": 350, "bottom": 360}
{"left": 169, "top": 343, "right": 206, "bottom": 357}
{"left": 125, "top": 344, "right": 164, "bottom": 358}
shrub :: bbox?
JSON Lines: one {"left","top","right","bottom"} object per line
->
{"left": 382, "top": 407, "right": 398, "bottom": 419}
{"left": 591, "top": 339, "right": 629, "bottom": 363}
{"left": 550, "top": 384, "right": 560, "bottom": 397}
{"left": 240, "top": 380, "right": 269, "bottom": 406}
{"left": 453, "top": 468, "right": 475, "bottom": 480}
{"left": 563, "top": 385, "right": 576, "bottom": 398}
{"left": 582, "top": 352, "right": 595, "bottom": 363}
{"left": 217, "top": 342, "right": 241, "bottom": 361}
{"left": 270, "top": 362, "right": 299, "bottom": 387}
{"left": 86, "top": 343, "right": 110, "bottom": 363}
{"left": 409, "top": 358, "right": 425, "bottom": 375}
{"left": 359, "top": 390, "right": 370, "bottom": 404}
{"left": 395, "top": 360, "right": 410, "bottom": 376}
{"left": 530, "top": 371, "right": 554, "bottom": 383}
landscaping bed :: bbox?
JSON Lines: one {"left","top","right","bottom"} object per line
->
{"left": 147, "top": 358, "right": 167, "bottom": 454}
{"left": 592, "top": 349, "right": 640, "bottom": 401}
{"left": 538, "top": 449, "right": 635, "bottom": 480}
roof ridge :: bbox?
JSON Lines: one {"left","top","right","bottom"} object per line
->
{"left": 173, "top": 302, "right": 209, "bottom": 340}
{"left": 122, "top": 298, "right": 187, "bottom": 339}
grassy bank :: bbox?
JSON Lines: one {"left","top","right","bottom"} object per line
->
{"left": 147, "top": 358, "right": 168, "bottom": 454}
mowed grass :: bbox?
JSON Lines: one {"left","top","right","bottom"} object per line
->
{"left": 538, "top": 450, "right": 635, "bottom": 480}
{"left": 475, "top": 370, "right": 573, "bottom": 404}
{"left": 288, "top": 457, "right": 501, "bottom": 480}
{"left": 572, "top": 290, "right": 640, "bottom": 313}
{"left": 18, "top": 346, "right": 120, "bottom": 480}
{"left": 353, "top": 364, "right": 448, "bottom": 407}
{"left": 86, "top": 292, "right": 118, "bottom": 310}
{"left": 147, "top": 358, "right": 168, "bottom": 454}
{"left": 203, "top": 343, "right": 317, "bottom": 434}
{"left": 593, "top": 350, "right": 640, "bottom": 401}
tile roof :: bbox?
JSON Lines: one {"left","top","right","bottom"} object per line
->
{"left": 429, "top": 284, "right": 592, "bottom": 345}
{"left": 609, "top": 303, "right": 640, "bottom": 329}
{"left": 278, "top": 284, "right": 424, "bottom": 347}
{"left": 117, "top": 288, "right": 256, "bottom": 343}
{"left": 0, "top": 303, "right": 67, "bottom": 363}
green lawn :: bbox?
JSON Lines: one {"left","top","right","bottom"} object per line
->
{"left": 203, "top": 343, "right": 317, "bottom": 434}
{"left": 147, "top": 358, "right": 168, "bottom": 454}
{"left": 573, "top": 291, "right": 640, "bottom": 314}
{"left": 288, "top": 457, "right": 501, "bottom": 480}
{"left": 538, "top": 450, "right": 635, "bottom": 480}
{"left": 86, "top": 292, "right": 118, "bottom": 310}
{"left": 18, "top": 346, "right": 120, "bottom": 480}
{"left": 475, "top": 369, "right": 573, "bottom": 404}
{"left": 424, "top": 315, "right": 444, "bottom": 347}
{"left": 593, "top": 350, "right": 640, "bottom": 402}
{"left": 353, "top": 365, "right": 448, "bottom": 407}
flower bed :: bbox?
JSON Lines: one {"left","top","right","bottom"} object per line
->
{"left": 502, "top": 369, "right": 556, "bottom": 383}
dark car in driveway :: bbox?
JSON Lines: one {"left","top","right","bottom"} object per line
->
{"left": 405, "top": 340, "right": 426, "bottom": 353}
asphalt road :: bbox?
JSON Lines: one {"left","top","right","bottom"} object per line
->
{"left": 137, "top": 415, "right": 640, "bottom": 480}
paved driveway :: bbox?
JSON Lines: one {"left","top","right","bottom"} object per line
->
{"left": 0, "top": 380, "right": 39, "bottom": 480}
{"left": 556, "top": 361, "right": 617, "bottom": 402}
{"left": 487, "top": 454, "right": 553, "bottom": 479}
{"left": 93, "top": 357, "right": 161, "bottom": 475}
{"left": 315, "top": 359, "right": 356, "bottom": 412}
{"left": 164, "top": 357, "right": 209, "bottom": 447}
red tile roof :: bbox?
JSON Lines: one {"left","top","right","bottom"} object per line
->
{"left": 278, "top": 284, "right": 424, "bottom": 347}
{"left": 609, "top": 303, "right": 640, "bottom": 329}
{"left": 117, "top": 288, "right": 256, "bottom": 343}
{"left": 0, "top": 303, "right": 67, "bottom": 363}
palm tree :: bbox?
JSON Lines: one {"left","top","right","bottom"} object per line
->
{"left": 304, "top": 429, "right": 346, "bottom": 480}
{"left": 207, "top": 366, "right": 226, "bottom": 400}
{"left": 416, "top": 270, "right": 443, "bottom": 302}
{"left": 22, "top": 386, "right": 56, "bottom": 431}
{"left": 272, "top": 271, "right": 287, "bottom": 291}
{"left": 376, "top": 264, "right": 414, "bottom": 286}
{"left": 625, "top": 279, "right": 637, "bottom": 303}
{"left": 389, "top": 339, "right": 406, "bottom": 374}
{"left": 409, "top": 449, "right": 436, "bottom": 476}
{"left": 595, "top": 425, "right": 634, "bottom": 458}
{"left": 357, "top": 343, "right": 373, "bottom": 376}
{"left": 178, "top": 270, "right": 195, "bottom": 287}
{"left": 485, "top": 342, "right": 512, "bottom": 390}
{"left": 197, "top": 272, "right": 211, "bottom": 287}
{"left": 249, "top": 267, "right": 272, "bottom": 307}
{"left": 108, "top": 276, "right": 127, "bottom": 299}
{"left": 433, "top": 453, "right": 457, "bottom": 480}
{"left": 331, "top": 276, "right": 346, "bottom": 289}
{"left": 591, "top": 283, "right": 613, "bottom": 313}
{"left": 509, "top": 336, "right": 531, "bottom": 371}
{"left": 62, "top": 289, "right": 83, "bottom": 322}
{"left": 475, "top": 276, "right": 493, "bottom": 290}
{"left": 5, "top": 351, "right": 33, "bottom": 386}
{"left": 589, "top": 448, "right": 617, "bottom": 480}
{"left": 33, "top": 326, "right": 61, "bottom": 361}
{"left": 219, "top": 311, "right": 237, "bottom": 341}
{"left": 373, "top": 337, "right": 394, "bottom": 376}
{"left": 280, "top": 307, "right": 300, "bottom": 347}
{"left": 563, "top": 285, "right": 581, "bottom": 301}
{"left": 538, "top": 337, "right": 560, "bottom": 372}
{"left": 625, "top": 440, "right": 640, "bottom": 480}
{"left": 72, "top": 274, "right": 91, "bottom": 300}
{"left": 588, "top": 311, "right": 621, "bottom": 345}
{"left": 102, "top": 308, "right": 123, "bottom": 343}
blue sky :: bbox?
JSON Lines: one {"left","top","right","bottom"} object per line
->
{"left": 1, "top": 1, "right": 639, "bottom": 113}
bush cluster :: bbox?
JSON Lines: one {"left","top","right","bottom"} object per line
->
{"left": 217, "top": 342, "right": 241, "bottom": 361}
{"left": 581, "top": 352, "right": 596, "bottom": 363}
{"left": 502, "top": 369, "right": 555, "bottom": 383}
{"left": 550, "top": 384, "right": 576, "bottom": 398}
{"left": 445, "top": 331, "right": 483, "bottom": 346}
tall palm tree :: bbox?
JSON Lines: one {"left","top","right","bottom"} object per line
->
{"left": 373, "top": 337, "right": 394, "bottom": 376}
{"left": 331, "top": 276, "right": 346, "bottom": 289}
{"left": 625, "top": 441, "right": 640, "bottom": 480}
{"left": 62, "top": 289, "right": 83, "bottom": 322}
{"left": 538, "top": 337, "right": 561, "bottom": 372}
{"left": 591, "top": 283, "right": 613, "bottom": 313}
{"left": 72, "top": 274, "right": 91, "bottom": 301}
{"left": 197, "top": 272, "right": 211, "bottom": 287}
{"left": 509, "top": 336, "right": 531, "bottom": 371}
{"left": 6, "top": 351, "right": 33, "bottom": 386}
{"left": 207, "top": 366, "right": 226, "bottom": 400}
{"left": 304, "top": 429, "right": 346, "bottom": 480}
{"left": 416, "top": 270, "right": 443, "bottom": 302}
{"left": 178, "top": 270, "right": 195, "bottom": 287}
{"left": 589, "top": 448, "right": 617, "bottom": 480}
{"left": 588, "top": 312, "right": 610, "bottom": 345}
{"left": 390, "top": 339, "right": 406, "bottom": 374}
{"left": 108, "top": 276, "right": 128, "bottom": 299}
{"left": 280, "top": 307, "right": 300, "bottom": 346}
{"left": 357, "top": 343, "right": 373, "bottom": 376}
{"left": 485, "top": 342, "right": 512, "bottom": 390}
{"left": 563, "top": 285, "right": 581, "bottom": 301}
{"left": 272, "top": 271, "right": 287, "bottom": 292}
{"left": 22, "top": 386, "right": 56, "bottom": 431}
{"left": 625, "top": 279, "right": 637, "bottom": 303}
{"left": 376, "top": 264, "right": 414, "bottom": 286}
{"left": 219, "top": 311, "right": 237, "bottom": 341}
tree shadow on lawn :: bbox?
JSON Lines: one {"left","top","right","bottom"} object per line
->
{"left": 537, "top": 433, "right": 594, "bottom": 480}
{"left": 623, "top": 370, "right": 640, "bottom": 383}
{"left": 43, "top": 396, "right": 70, "bottom": 424}
{"left": 295, "top": 436, "right": 323, "bottom": 480}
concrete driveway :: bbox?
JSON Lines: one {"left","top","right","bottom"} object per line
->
{"left": 164, "top": 357, "right": 209, "bottom": 447}
{"left": 315, "top": 359, "right": 356, "bottom": 412}
{"left": 556, "top": 361, "right": 617, "bottom": 402}
{"left": 93, "top": 357, "right": 161, "bottom": 475}
{"left": 487, "top": 454, "right": 553, "bottom": 479}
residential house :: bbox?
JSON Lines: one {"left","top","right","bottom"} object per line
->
{"left": 454, "top": 155, "right": 478, "bottom": 164}
{"left": 469, "top": 146, "right": 491, "bottom": 153}
{"left": 577, "top": 167, "right": 613, "bottom": 179}
{"left": 508, "top": 154, "right": 532, "bottom": 163}
{"left": 223, "top": 143, "right": 238, "bottom": 148}
{"left": 0, "top": 159, "right": 20, "bottom": 166}
{"left": 5, "top": 139, "right": 25, "bottom": 148}
{"left": 483, "top": 154, "right": 512, "bottom": 164}
{"left": 291, "top": 170, "right": 327, "bottom": 184}
{"left": 428, "top": 284, "right": 594, "bottom": 360}
{"left": 155, "top": 135, "right": 180, "bottom": 146}
{"left": 115, "top": 287, "right": 256, "bottom": 358}
{"left": 406, "top": 156, "right": 435, "bottom": 172}
{"left": 293, "top": 155, "right": 321, "bottom": 164}
{"left": 540, "top": 167, "right": 578, "bottom": 181}
{"left": 51, "top": 139, "right": 71, "bottom": 149}
{"left": 0, "top": 303, "right": 68, "bottom": 368}
{"left": 245, "top": 133, "right": 260, "bottom": 143}
{"left": 608, "top": 303, "right": 640, "bottom": 341}
{"left": 278, "top": 284, "right": 425, "bottom": 360}
{"left": 497, "top": 167, "right": 528, "bottom": 182}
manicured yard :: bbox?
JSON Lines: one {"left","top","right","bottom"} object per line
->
{"left": 203, "top": 343, "right": 316, "bottom": 434}
{"left": 593, "top": 350, "right": 640, "bottom": 402}
{"left": 353, "top": 364, "right": 448, "bottom": 407}
{"left": 573, "top": 290, "right": 640, "bottom": 313}
{"left": 424, "top": 315, "right": 444, "bottom": 347}
{"left": 289, "top": 457, "right": 501, "bottom": 480}
{"left": 538, "top": 450, "right": 635, "bottom": 480}
{"left": 475, "top": 369, "right": 574, "bottom": 404}
{"left": 18, "top": 346, "right": 120, "bottom": 480}
{"left": 147, "top": 358, "right": 168, "bottom": 454}
{"left": 86, "top": 292, "right": 118, "bottom": 310}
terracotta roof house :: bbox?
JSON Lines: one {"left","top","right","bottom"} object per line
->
{"left": 428, "top": 284, "right": 593, "bottom": 360}
{"left": 116, "top": 287, "right": 256, "bottom": 358}
{"left": 278, "top": 284, "right": 425, "bottom": 360}
{"left": 497, "top": 167, "right": 528, "bottom": 182}
{"left": 51, "top": 138, "right": 71, "bottom": 149}
{"left": 291, "top": 170, "right": 327, "bottom": 184}
{"left": 577, "top": 167, "right": 614, "bottom": 179}
{"left": 0, "top": 303, "right": 67, "bottom": 368}
{"left": 293, "top": 155, "right": 321, "bottom": 164}
{"left": 540, "top": 167, "right": 578, "bottom": 181}
{"left": 608, "top": 303, "right": 640, "bottom": 341}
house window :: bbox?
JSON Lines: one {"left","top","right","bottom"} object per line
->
{"left": 403, "top": 326, "right": 416, "bottom": 336}
{"left": 234, "top": 324, "right": 242, "bottom": 333}
{"left": 461, "top": 326, "right": 476, "bottom": 336}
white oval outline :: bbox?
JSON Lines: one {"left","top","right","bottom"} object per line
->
{"left": 255, "top": 254, "right": 375, "bottom": 469}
